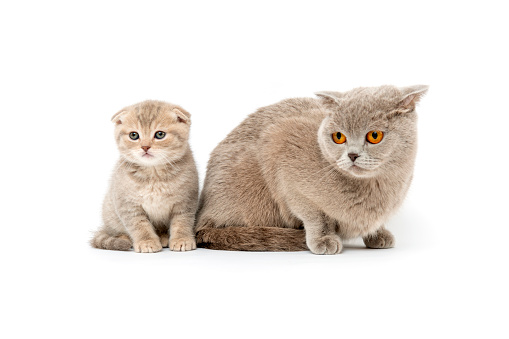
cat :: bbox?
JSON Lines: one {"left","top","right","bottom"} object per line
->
{"left": 91, "top": 100, "right": 199, "bottom": 253}
{"left": 195, "top": 85, "right": 428, "bottom": 254}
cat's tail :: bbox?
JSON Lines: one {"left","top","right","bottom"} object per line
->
{"left": 195, "top": 226, "right": 308, "bottom": 251}
{"left": 90, "top": 230, "right": 132, "bottom": 251}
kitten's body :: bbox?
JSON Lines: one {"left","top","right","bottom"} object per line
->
{"left": 92, "top": 100, "right": 198, "bottom": 252}
{"left": 196, "top": 85, "right": 427, "bottom": 254}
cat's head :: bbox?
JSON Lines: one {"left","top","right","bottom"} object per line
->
{"left": 111, "top": 100, "right": 191, "bottom": 166}
{"left": 316, "top": 85, "right": 428, "bottom": 178}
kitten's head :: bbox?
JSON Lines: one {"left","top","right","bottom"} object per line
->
{"left": 111, "top": 100, "right": 191, "bottom": 166}
{"left": 316, "top": 85, "right": 428, "bottom": 178}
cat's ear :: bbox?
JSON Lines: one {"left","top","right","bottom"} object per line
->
{"left": 398, "top": 85, "right": 429, "bottom": 111}
{"left": 315, "top": 91, "right": 343, "bottom": 105}
{"left": 111, "top": 110, "right": 128, "bottom": 125}
{"left": 171, "top": 107, "right": 191, "bottom": 124}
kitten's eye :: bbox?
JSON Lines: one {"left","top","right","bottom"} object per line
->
{"left": 366, "top": 130, "right": 384, "bottom": 144}
{"left": 129, "top": 132, "right": 139, "bottom": 140}
{"left": 332, "top": 132, "right": 346, "bottom": 144}
{"left": 154, "top": 131, "right": 166, "bottom": 139}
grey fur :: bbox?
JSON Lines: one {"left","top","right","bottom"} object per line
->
{"left": 196, "top": 85, "right": 428, "bottom": 254}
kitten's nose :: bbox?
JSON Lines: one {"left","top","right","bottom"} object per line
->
{"left": 141, "top": 146, "right": 151, "bottom": 152}
{"left": 348, "top": 153, "right": 360, "bottom": 162}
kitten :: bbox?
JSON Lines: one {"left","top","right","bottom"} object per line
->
{"left": 195, "top": 85, "right": 428, "bottom": 254}
{"left": 91, "top": 100, "right": 199, "bottom": 253}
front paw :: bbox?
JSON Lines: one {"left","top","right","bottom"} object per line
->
{"left": 169, "top": 237, "right": 196, "bottom": 252}
{"left": 307, "top": 235, "right": 343, "bottom": 255}
{"left": 134, "top": 238, "right": 163, "bottom": 253}
{"left": 363, "top": 228, "right": 395, "bottom": 249}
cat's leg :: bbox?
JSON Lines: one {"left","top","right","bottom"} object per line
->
{"left": 169, "top": 213, "right": 196, "bottom": 251}
{"left": 305, "top": 217, "right": 342, "bottom": 254}
{"left": 363, "top": 226, "right": 395, "bottom": 249}
{"left": 289, "top": 199, "right": 342, "bottom": 254}
{"left": 159, "top": 234, "right": 170, "bottom": 248}
{"left": 154, "top": 228, "right": 169, "bottom": 248}
{"left": 91, "top": 228, "right": 132, "bottom": 251}
{"left": 116, "top": 205, "right": 162, "bottom": 253}
{"left": 92, "top": 194, "right": 133, "bottom": 251}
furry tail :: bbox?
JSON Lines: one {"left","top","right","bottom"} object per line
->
{"left": 196, "top": 226, "right": 308, "bottom": 252}
{"left": 90, "top": 230, "right": 132, "bottom": 251}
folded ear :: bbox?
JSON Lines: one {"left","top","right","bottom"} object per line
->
{"left": 172, "top": 107, "right": 191, "bottom": 124}
{"left": 398, "top": 85, "right": 429, "bottom": 111}
{"left": 315, "top": 91, "right": 343, "bottom": 105}
{"left": 111, "top": 109, "right": 128, "bottom": 125}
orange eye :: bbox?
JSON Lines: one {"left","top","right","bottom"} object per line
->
{"left": 332, "top": 132, "right": 346, "bottom": 144}
{"left": 366, "top": 130, "right": 384, "bottom": 144}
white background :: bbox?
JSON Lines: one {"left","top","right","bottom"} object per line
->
{"left": 1, "top": 1, "right": 508, "bottom": 338}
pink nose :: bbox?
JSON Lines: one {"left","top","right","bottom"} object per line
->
{"left": 141, "top": 146, "right": 151, "bottom": 152}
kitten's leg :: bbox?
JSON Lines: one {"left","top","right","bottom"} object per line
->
{"left": 159, "top": 234, "right": 170, "bottom": 248}
{"left": 363, "top": 226, "right": 395, "bottom": 249}
{"left": 169, "top": 213, "right": 196, "bottom": 252}
{"left": 154, "top": 228, "right": 169, "bottom": 248}
{"left": 94, "top": 197, "right": 133, "bottom": 251}
{"left": 117, "top": 206, "right": 162, "bottom": 253}
{"left": 289, "top": 199, "right": 342, "bottom": 254}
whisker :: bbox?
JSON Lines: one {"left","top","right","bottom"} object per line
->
{"left": 303, "top": 163, "right": 337, "bottom": 183}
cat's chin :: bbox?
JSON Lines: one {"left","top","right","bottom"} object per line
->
{"left": 133, "top": 155, "right": 165, "bottom": 167}
{"left": 345, "top": 165, "right": 376, "bottom": 178}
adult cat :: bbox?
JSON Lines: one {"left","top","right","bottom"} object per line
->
{"left": 195, "top": 85, "right": 427, "bottom": 254}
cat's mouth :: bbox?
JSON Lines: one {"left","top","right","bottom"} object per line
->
{"left": 346, "top": 163, "right": 380, "bottom": 178}
{"left": 348, "top": 164, "right": 368, "bottom": 175}
{"left": 142, "top": 153, "right": 154, "bottom": 158}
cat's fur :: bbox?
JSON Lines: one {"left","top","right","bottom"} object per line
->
{"left": 91, "top": 100, "right": 199, "bottom": 253}
{"left": 196, "top": 85, "right": 427, "bottom": 254}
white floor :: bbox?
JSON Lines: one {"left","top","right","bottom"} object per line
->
{"left": 1, "top": 1, "right": 508, "bottom": 338}
{"left": 4, "top": 198, "right": 505, "bottom": 338}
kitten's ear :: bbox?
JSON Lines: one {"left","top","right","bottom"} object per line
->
{"left": 111, "top": 110, "right": 128, "bottom": 125}
{"left": 398, "top": 85, "right": 429, "bottom": 111}
{"left": 172, "top": 107, "right": 191, "bottom": 124}
{"left": 315, "top": 91, "right": 343, "bottom": 105}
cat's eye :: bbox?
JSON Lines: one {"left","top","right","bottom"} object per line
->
{"left": 366, "top": 130, "right": 384, "bottom": 144}
{"left": 332, "top": 132, "right": 346, "bottom": 144}
{"left": 129, "top": 132, "right": 139, "bottom": 140}
{"left": 154, "top": 131, "right": 166, "bottom": 139}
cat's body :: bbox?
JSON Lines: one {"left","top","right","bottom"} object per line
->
{"left": 196, "top": 85, "right": 427, "bottom": 254}
{"left": 91, "top": 100, "right": 199, "bottom": 253}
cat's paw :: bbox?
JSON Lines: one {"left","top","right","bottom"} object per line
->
{"left": 159, "top": 234, "right": 169, "bottom": 248}
{"left": 134, "top": 239, "right": 163, "bottom": 253}
{"left": 169, "top": 237, "right": 196, "bottom": 252}
{"left": 307, "top": 235, "right": 343, "bottom": 255}
{"left": 363, "top": 228, "right": 395, "bottom": 249}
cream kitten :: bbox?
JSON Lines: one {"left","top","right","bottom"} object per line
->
{"left": 196, "top": 85, "right": 428, "bottom": 254}
{"left": 91, "top": 100, "right": 199, "bottom": 253}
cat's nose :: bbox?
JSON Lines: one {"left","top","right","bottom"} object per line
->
{"left": 348, "top": 153, "right": 360, "bottom": 162}
{"left": 141, "top": 146, "right": 151, "bottom": 152}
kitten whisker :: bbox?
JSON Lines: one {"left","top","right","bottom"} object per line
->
{"left": 159, "top": 153, "right": 181, "bottom": 172}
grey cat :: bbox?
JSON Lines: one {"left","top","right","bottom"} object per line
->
{"left": 195, "top": 85, "right": 428, "bottom": 254}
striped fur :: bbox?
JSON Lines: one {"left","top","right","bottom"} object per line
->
{"left": 196, "top": 227, "right": 307, "bottom": 251}
{"left": 91, "top": 231, "right": 132, "bottom": 251}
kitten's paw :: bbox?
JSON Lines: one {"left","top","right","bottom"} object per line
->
{"left": 134, "top": 239, "right": 163, "bottom": 253}
{"left": 363, "top": 228, "right": 395, "bottom": 249}
{"left": 308, "top": 235, "right": 343, "bottom": 255}
{"left": 169, "top": 237, "right": 196, "bottom": 252}
{"left": 159, "top": 234, "right": 169, "bottom": 248}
